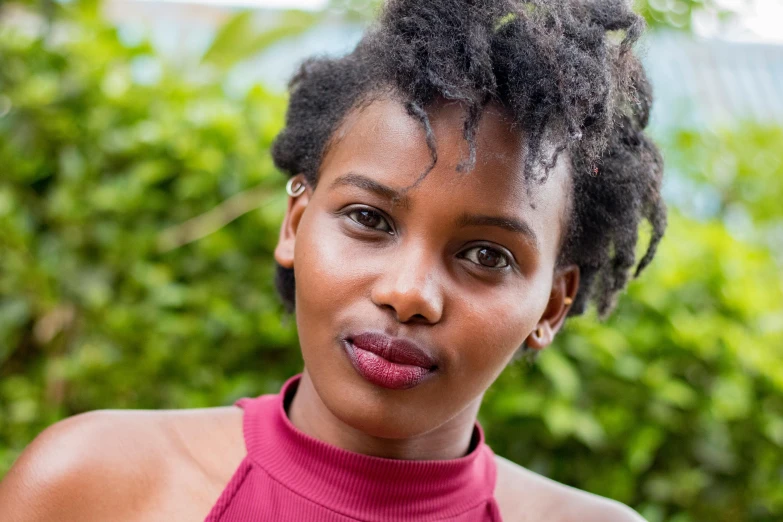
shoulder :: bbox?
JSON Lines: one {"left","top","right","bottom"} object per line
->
{"left": 0, "top": 406, "right": 245, "bottom": 522}
{"left": 493, "top": 455, "right": 646, "bottom": 522}
{"left": 0, "top": 409, "right": 167, "bottom": 522}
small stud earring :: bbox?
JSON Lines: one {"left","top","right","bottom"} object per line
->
{"left": 536, "top": 327, "right": 544, "bottom": 339}
{"left": 286, "top": 176, "right": 306, "bottom": 198}
{"left": 564, "top": 297, "right": 573, "bottom": 306}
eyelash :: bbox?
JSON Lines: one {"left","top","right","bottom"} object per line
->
{"left": 346, "top": 207, "right": 393, "bottom": 234}
{"left": 343, "top": 206, "right": 513, "bottom": 270}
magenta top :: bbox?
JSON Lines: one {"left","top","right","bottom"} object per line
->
{"left": 204, "top": 373, "right": 503, "bottom": 521}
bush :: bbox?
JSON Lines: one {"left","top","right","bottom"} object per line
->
{"left": 0, "top": 1, "right": 301, "bottom": 471}
{"left": 484, "top": 214, "right": 783, "bottom": 521}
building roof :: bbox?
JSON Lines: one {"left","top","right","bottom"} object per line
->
{"left": 644, "top": 32, "right": 783, "bottom": 130}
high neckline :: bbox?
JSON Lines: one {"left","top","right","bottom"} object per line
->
{"left": 238, "top": 373, "right": 498, "bottom": 521}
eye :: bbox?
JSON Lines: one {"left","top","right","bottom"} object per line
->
{"left": 461, "top": 246, "right": 511, "bottom": 269}
{"left": 347, "top": 207, "right": 393, "bottom": 233}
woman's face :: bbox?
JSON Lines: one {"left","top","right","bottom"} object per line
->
{"left": 275, "top": 95, "right": 578, "bottom": 439}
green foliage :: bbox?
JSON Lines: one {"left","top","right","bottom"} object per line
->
{"left": 202, "top": 10, "right": 320, "bottom": 71}
{"left": 633, "top": 0, "right": 735, "bottom": 31}
{"left": 0, "top": 2, "right": 301, "bottom": 472}
{"left": 665, "top": 125, "right": 783, "bottom": 259}
{"left": 329, "top": 0, "right": 736, "bottom": 32}
{"left": 1, "top": 3, "right": 782, "bottom": 522}
{"left": 483, "top": 214, "right": 783, "bottom": 521}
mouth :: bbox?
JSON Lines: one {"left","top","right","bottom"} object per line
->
{"left": 342, "top": 332, "right": 438, "bottom": 390}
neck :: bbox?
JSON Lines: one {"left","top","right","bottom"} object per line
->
{"left": 287, "top": 368, "right": 483, "bottom": 461}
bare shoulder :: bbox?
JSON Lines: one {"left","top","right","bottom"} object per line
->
{"left": 0, "top": 406, "right": 245, "bottom": 522}
{"left": 493, "top": 455, "right": 646, "bottom": 522}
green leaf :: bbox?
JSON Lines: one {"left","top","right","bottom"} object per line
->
{"left": 201, "top": 10, "right": 321, "bottom": 71}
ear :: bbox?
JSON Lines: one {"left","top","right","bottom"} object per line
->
{"left": 273, "top": 176, "right": 311, "bottom": 270}
{"left": 525, "top": 265, "right": 580, "bottom": 351}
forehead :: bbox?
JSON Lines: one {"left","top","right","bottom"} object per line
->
{"left": 317, "top": 95, "right": 571, "bottom": 257}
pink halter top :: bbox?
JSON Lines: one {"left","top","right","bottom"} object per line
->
{"left": 204, "top": 373, "right": 503, "bottom": 521}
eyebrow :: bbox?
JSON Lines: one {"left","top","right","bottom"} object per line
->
{"left": 330, "top": 172, "right": 539, "bottom": 250}
{"left": 455, "top": 213, "right": 539, "bottom": 251}
{"left": 330, "top": 172, "right": 411, "bottom": 208}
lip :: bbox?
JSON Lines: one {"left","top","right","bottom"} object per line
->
{"left": 350, "top": 332, "right": 438, "bottom": 368}
{"left": 342, "top": 332, "right": 439, "bottom": 390}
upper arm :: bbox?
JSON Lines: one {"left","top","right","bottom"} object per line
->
{"left": 0, "top": 411, "right": 160, "bottom": 522}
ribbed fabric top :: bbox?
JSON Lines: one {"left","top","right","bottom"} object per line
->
{"left": 204, "top": 373, "right": 503, "bottom": 521}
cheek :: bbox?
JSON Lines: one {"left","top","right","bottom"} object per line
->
{"left": 445, "top": 271, "right": 551, "bottom": 380}
{"left": 449, "top": 290, "right": 540, "bottom": 369}
{"left": 293, "top": 212, "right": 370, "bottom": 318}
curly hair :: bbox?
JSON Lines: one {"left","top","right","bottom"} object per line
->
{"left": 271, "top": 0, "right": 666, "bottom": 324}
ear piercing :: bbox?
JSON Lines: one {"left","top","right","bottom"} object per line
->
{"left": 286, "top": 176, "right": 306, "bottom": 197}
{"left": 531, "top": 297, "right": 573, "bottom": 345}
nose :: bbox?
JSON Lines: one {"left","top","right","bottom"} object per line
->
{"left": 370, "top": 244, "right": 444, "bottom": 324}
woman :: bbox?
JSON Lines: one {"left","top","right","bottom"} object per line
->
{"left": 0, "top": 0, "right": 664, "bottom": 520}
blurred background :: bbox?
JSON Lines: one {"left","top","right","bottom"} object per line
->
{"left": 1, "top": 0, "right": 782, "bottom": 520}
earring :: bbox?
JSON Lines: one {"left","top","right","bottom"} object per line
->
{"left": 563, "top": 297, "right": 573, "bottom": 306}
{"left": 535, "top": 327, "right": 544, "bottom": 339}
{"left": 286, "top": 176, "right": 306, "bottom": 198}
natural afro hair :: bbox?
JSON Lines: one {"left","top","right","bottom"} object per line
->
{"left": 271, "top": 0, "right": 666, "bottom": 321}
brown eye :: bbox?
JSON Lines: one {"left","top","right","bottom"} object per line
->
{"left": 348, "top": 208, "right": 392, "bottom": 233}
{"left": 462, "top": 246, "right": 510, "bottom": 269}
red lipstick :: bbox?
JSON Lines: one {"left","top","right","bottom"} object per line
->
{"left": 343, "top": 332, "right": 438, "bottom": 390}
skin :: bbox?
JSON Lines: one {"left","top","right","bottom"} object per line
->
{"left": 278, "top": 95, "right": 578, "bottom": 460}
{"left": 0, "top": 95, "right": 644, "bottom": 522}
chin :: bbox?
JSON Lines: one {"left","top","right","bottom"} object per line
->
{"left": 336, "top": 402, "right": 422, "bottom": 440}
{"left": 319, "top": 363, "right": 442, "bottom": 440}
